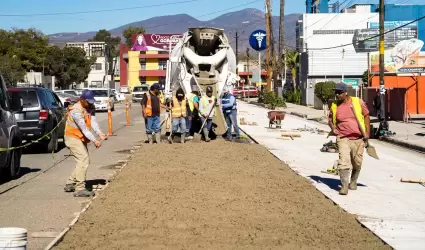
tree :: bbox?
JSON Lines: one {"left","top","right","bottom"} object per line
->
{"left": 314, "top": 81, "right": 336, "bottom": 116}
{"left": 285, "top": 50, "right": 299, "bottom": 90}
{"left": 362, "top": 70, "right": 370, "bottom": 86}
{"left": 122, "top": 26, "right": 146, "bottom": 47}
{"left": 45, "top": 46, "right": 96, "bottom": 89}
{"left": 0, "top": 55, "right": 25, "bottom": 86}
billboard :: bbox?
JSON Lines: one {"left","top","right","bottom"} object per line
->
{"left": 131, "top": 34, "right": 183, "bottom": 51}
{"left": 354, "top": 21, "right": 425, "bottom": 74}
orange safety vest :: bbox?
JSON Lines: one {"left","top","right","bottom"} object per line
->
{"left": 65, "top": 101, "right": 92, "bottom": 143}
{"left": 171, "top": 97, "right": 187, "bottom": 118}
{"left": 143, "top": 93, "right": 161, "bottom": 117}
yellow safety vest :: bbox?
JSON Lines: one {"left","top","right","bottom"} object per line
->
{"left": 171, "top": 97, "right": 187, "bottom": 118}
{"left": 186, "top": 93, "right": 195, "bottom": 112}
{"left": 199, "top": 96, "right": 216, "bottom": 118}
{"left": 331, "top": 97, "right": 366, "bottom": 135}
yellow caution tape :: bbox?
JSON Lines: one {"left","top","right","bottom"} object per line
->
{"left": 0, "top": 116, "right": 66, "bottom": 152}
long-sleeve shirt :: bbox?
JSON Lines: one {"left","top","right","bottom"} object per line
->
{"left": 221, "top": 94, "right": 236, "bottom": 110}
{"left": 69, "top": 107, "right": 102, "bottom": 142}
{"left": 199, "top": 96, "right": 216, "bottom": 118}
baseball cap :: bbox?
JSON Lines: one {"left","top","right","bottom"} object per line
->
{"left": 206, "top": 86, "right": 213, "bottom": 93}
{"left": 150, "top": 83, "right": 164, "bottom": 90}
{"left": 176, "top": 88, "right": 184, "bottom": 97}
{"left": 80, "top": 89, "right": 96, "bottom": 104}
{"left": 334, "top": 83, "right": 348, "bottom": 92}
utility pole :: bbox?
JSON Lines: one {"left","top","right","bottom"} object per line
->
{"left": 265, "top": 0, "right": 272, "bottom": 91}
{"left": 341, "top": 48, "right": 345, "bottom": 82}
{"left": 378, "top": 0, "right": 388, "bottom": 134}
{"left": 246, "top": 48, "right": 250, "bottom": 86}
{"left": 279, "top": 0, "right": 285, "bottom": 80}
{"left": 235, "top": 32, "right": 239, "bottom": 75}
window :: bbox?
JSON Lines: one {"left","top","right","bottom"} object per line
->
{"left": 133, "top": 86, "right": 149, "bottom": 92}
{"left": 15, "top": 90, "right": 39, "bottom": 108}
{"left": 44, "top": 90, "right": 58, "bottom": 107}
{"left": 90, "top": 46, "right": 104, "bottom": 57}
{"left": 158, "top": 76, "right": 166, "bottom": 86}
{"left": 92, "top": 90, "right": 108, "bottom": 97}
{"left": 90, "top": 81, "right": 102, "bottom": 88}
{"left": 92, "top": 63, "right": 102, "bottom": 71}
{"left": 140, "top": 59, "right": 146, "bottom": 70}
{"left": 84, "top": 81, "right": 89, "bottom": 88}
{"left": 139, "top": 76, "right": 146, "bottom": 85}
{"left": 159, "top": 60, "right": 167, "bottom": 70}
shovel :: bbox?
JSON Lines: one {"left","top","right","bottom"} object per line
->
{"left": 351, "top": 106, "right": 379, "bottom": 160}
{"left": 193, "top": 98, "right": 217, "bottom": 143}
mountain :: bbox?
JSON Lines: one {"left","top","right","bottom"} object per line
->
{"left": 48, "top": 8, "right": 301, "bottom": 50}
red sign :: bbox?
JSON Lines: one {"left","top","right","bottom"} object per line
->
{"left": 131, "top": 34, "right": 183, "bottom": 51}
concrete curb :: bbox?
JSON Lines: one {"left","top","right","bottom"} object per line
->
{"left": 44, "top": 146, "right": 140, "bottom": 250}
{"left": 380, "top": 136, "right": 425, "bottom": 154}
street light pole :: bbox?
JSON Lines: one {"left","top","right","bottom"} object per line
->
{"left": 378, "top": 0, "right": 388, "bottom": 135}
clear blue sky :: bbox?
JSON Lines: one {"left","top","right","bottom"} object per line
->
{"left": 0, "top": 0, "right": 304, "bottom": 34}
{"left": 0, "top": 0, "right": 423, "bottom": 34}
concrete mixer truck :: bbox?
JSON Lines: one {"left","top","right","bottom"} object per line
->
{"left": 165, "top": 27, "right": 240, "bottom": 136}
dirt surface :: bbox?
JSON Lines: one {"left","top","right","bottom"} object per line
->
{"left": 55, "top": 140, "right": 390, "bottom": 250}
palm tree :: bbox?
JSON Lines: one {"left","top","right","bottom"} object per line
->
{"left": 285, "top": 50, "right": 299, "bottom": 90}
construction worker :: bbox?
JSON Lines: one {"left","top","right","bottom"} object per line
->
{"left": 64, "top": 89, "right": 108, "bottom": 197}
{"left": 142, "top": 83, "right": 168, "bottom": 144}
{"left": 222, "top": 87, "right": 240, "bottom": 141}
{"left": 199, "top": 86, "right": 217, "bottom": 142}
{"left": 186, "top": 89, "right": 200, "bottom": 139}
{"left": 168, "top": 88, "right": 187, "bottom": 144}
{"left": 328, "top": 83, "right": 370, "bottom": 195}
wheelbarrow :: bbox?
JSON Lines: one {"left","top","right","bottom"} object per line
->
{"left": 267, "top": 111, "right": 285, "bottom": 128}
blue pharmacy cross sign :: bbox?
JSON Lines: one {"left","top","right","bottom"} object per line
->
{"left": 249, "top": 30, "right": 267, "bottom": 51}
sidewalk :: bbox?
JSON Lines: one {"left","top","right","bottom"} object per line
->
{"left": 269, "top": 102, "right": 425, "bottom": 152}
{"left": 238, "top": 101, "right": 425, "bottom": 250}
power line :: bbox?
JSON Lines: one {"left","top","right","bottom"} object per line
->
{"left": 0, "top": 0, "right": 203, "bottom": 17}
{"left": 308, "top": 13, "right": 425, "bottom": 50}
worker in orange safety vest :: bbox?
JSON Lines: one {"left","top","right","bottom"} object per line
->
{"left": 64, "top": 89, "right": 108, "bottom": 197}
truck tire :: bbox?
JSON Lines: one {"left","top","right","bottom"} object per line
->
{"left": 9, "top": 139, "right": 21, "bottom": 179}
{"left": 46, "top": 129, "right": 58, "bottom": 153}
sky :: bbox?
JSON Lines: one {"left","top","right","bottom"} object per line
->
{"left": 0, "top": 0, "right": 423, "bottom": 35}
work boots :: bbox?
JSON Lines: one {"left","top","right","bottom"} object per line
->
{"left": 203, "top": 129, "right": 211, "bottom": 142}
{"left": 154, "top": 133, "right": 161, "bottom": 143}
{"left": 339, "top": 169, "right": 350, "bottom": 195}
{"left": 168, "top": 135, "right": 174, "bottom": 144}
{"left": 147, "top": 134, "right": 153, "bottom": 144}
{"left": 349, "top": 168, "right": 361, "bottom": 190}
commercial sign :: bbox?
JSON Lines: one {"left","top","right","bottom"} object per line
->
{"left": 249, "top": 30, "right": 267, "bottom": 51}
{"left": 343, "top": 78, "right": 359, "bottom": 88}
{"left": 353, "top": 21, "right": 418, "bottom": 53}
{"left": 351, "top": 20, "right": 425, "bottom": 74}
{"left": 131, "top": 34, "right": 183, "bottom": 51}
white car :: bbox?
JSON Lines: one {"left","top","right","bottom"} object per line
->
{"left": 89, "top": 88, "right": 115, "bottom": 111}
{"left": 56, "top": 92, "right": 79, "bottom": 106}
{"left": 119, "top": 86, "right": 130, "bottom": 94}
{"left": 55, "top": 89, "right": 79, "bottom": 96}
{"left": 132, "top": 84, "right": 150, "bottom": 103}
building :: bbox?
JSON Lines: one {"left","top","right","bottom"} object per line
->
{"left": 65, "top": 41, "right": 109, "bottom": 88}
{"left": 237, "top": 60, "right": 267, "bottom": 86}
{"left": 306, "top": 0, "right": 341, "bottom": 14}
{"left": 297, "top": 4, "right": 379, "bottom": 105}
{"left": 119, "top": 34, "right": 183, "bottom": 91}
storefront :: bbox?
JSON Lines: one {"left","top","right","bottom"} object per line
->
{"left": 119, "top": 33, "right": 182, "bottom": 91}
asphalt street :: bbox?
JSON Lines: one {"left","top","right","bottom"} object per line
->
{"left": 0, "top": 103, "right": 145, "bottom": 250}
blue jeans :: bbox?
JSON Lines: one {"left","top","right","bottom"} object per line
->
{"left": 146, "top": 116, "right": 161, "bottom": 134}
{"left": 200, "top": 117, "right": 213, "bottom": 131}
{"left": 185, "top": 117, "right": 191, "bottom": 134}
{"left": 224, "top": 110, "right": 240, "bottom": 139}
{"left": 172, "top": 117, "right": 186, "bottom": 134}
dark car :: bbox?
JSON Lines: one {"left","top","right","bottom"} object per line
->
{"left": 8, "top": 87, "right": 67, "bottom": 153}
{"left": 0, "top": 74, "right": 23, "bottom": 179}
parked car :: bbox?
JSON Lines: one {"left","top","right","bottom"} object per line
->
{"left": 56, "top": 92, "right": 79, "bottom": 106}
{"left": 132, "top": 84, "right": 150, "bottom": 103}
{"left": 0, "top": 74, "right": 23, "bottom": 179}
{"left": 8, "top": 87, "right": 66, "bottom": 153}
{"left": 110, "top": 89, "right": 125, "bottom": 102}
{"left": 119, "top": 86, "right": 130, "bottom": 94}
{"left": 232, "top": 86, "right": 259, "bottom": 98}
{"left": 88, "top": 88, "right": 115, "bottom": 111}
{"left": 55, "top": 89, "right": 79, "bottom": 96}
